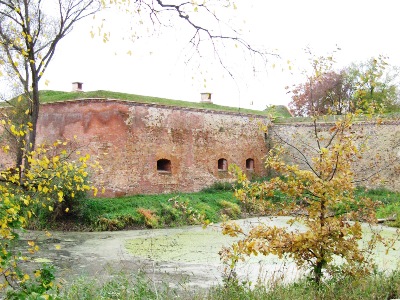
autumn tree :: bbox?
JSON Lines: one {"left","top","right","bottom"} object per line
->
{"left": 289, "top": 70, "right": 353, "bottom": 116}
{"left": 220, "top": 113, "right": 384, "bottom": 284}
{"left": 289, "top": 55, "right": 400, "bottom": 117}
{"left": 345, "top": 56, "right": 400, "bottom": 113}
{"left": 0, "top": 125, "right": 101, "bottom": 296}
{"left": 0, "top": 0, "right": 101, "bottom": 178}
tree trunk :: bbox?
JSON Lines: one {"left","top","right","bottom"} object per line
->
{"left": 314, "top": 259, "right": 325, "bottom": 284}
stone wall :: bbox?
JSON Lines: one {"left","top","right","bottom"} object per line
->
{"left": 3, "top": 99, "right": 399, "bottom": 196}
{"left": 270, "top": 120, "right": 400, "bottom": 191}
{"left": 36, "top": 99, "right": 270, "bottom": 196}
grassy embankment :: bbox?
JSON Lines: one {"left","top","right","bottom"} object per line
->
{"left": 38, "top": 90, "right": 275, "bottom": 116}
{"left": 59, "top": 269, "right": 400, "bottom": 299}
{"left": 34, "top": 183, "right": 400, "bottom": 231}
{"left": 52, "top": 186, "right": 400, "bottom": 300}
{"left": 31, "top": 182, "right": 241, "bottom": 231}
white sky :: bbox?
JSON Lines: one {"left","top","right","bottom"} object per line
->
{"left": 40, "top": 0, "right": 400, "bottom": 111}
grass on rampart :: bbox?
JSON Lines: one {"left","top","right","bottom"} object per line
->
{"left": 38, "top": 90, "right": 272, "bottom": 116}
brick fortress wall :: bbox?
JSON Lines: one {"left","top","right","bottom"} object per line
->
{"left": 4, "top": 100, "right": 397, "bottom": 196}
{"left": 37, "top": 99, "right": 270, "bottom": 197}
{"left": 270, "top": 120, "right": 400, "bottom": 191}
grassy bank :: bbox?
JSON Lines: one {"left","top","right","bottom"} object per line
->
{"left": 29, "top": 184, "right": 400, "bottom": 231}
{"left": 357, "top": 187, "right": 400, "bottom": 227}
{"left": 56, "top": 270, "right": 400, "bottom": 300}
{"left": 30, "top": 183, "right": 241, "bottom": 231}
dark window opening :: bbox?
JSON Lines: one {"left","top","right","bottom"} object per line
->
{"left": 246, "top": 158, "right": 254, "bottom": 170}
{"left": 157, "top": 159, "right": 171, "bottom": 172}
{"left": 218, "top": 158, "right": 228, "bottom": 171}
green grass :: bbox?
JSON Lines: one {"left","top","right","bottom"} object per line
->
{"left": 47, "top": 187, "right": 240, "bottom": 231}
{"left": 356, "top": 187, "right": 400, "bottom": 226}
{"left": 56, "top": 270, "right": 400, "bottom": 300}
{"left": 37, "top": 90, "right": 274, "bottom": 116}
{"left": 40, "top": 184, "right": 400, "bottom": 231}
{"left": 205, "top": 272, "right": 400, "bottom": 300}
{"left": 264, "top": 104, "right": 293, "bottom": 119}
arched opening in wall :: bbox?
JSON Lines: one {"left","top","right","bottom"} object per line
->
{"left": 218, "top": 158, "right": 228, "bottom": 171}
{"left": 246, "top": 158, "right": 254, "bottom": 171}
{"left": 157, "top": 159, "right": 171, "bottom": 173}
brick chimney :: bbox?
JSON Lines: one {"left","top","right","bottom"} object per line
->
{"left": 200, "top": 92, "right": 212, "bottom": 104}
{"left": 72, "top": 82, "right": 83, "bottom": 92}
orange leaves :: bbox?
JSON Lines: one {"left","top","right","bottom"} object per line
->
{"left": 221, "top": 221, "right": 243, "bottom": 237}
{"left": 221, "top": 113, "right": 382, "bottom": 283}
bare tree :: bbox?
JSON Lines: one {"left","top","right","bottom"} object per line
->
{"left": 0, "top": 0, "right": 100, "bottom": 173}
{"left": 104, "top": 0, "right": 273, "bottom": 77}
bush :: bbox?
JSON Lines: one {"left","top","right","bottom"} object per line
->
{"left": 201, "top": 181, "right": 235, "bottom": 192}
{"left": 137, "top": 208, "right": 159, "bottom": 228}
{"left": 219, "top": 200, "right": 241, "bottom": 219}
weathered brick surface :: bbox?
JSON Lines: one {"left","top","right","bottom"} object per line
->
{"left": 36, "top": 99, "right": 270, "bottom": 196}
{"left": 4, "top": 99, "right": 398, "bottom": 196}
{"left": 271, "top": 120, "right": 400, "bottom": 191}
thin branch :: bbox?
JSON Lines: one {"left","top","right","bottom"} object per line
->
{"left": 271, "top": 129, "right": 319, "bottom": 177}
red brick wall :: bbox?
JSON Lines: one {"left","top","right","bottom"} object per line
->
{"left": 37, "top": 99, "right": 270, "bottom": 196}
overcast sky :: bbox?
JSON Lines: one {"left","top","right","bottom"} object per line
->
{"left": 40, "top": 0, "right": 400, "bottom": 111}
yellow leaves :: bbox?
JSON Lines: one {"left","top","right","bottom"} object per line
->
{"left": 103, "top": 32, "right": 109, "bottom": 43}
{"left": 34, "top": 270, "right": 41, "bottom": 278}
{"left": 27, "top": 241, "right": 39, "bottom": 254}
{"left": 2, "top": 145, "right": 10, "bottom": 153}
{"left": 57, "top": 191, "right": 64, "bottom": 202}
{"left": 220, "top": 114, "right": 382, "bottom": 282}
{"left": 222, "top": 222, "right": 243, "bottom": 237}
{"left": 0, "top": 133, "right": 102, "bottom": 289}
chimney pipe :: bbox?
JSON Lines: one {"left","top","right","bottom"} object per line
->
{"left": 200, "top": 92, "right": 212, "bottom": 104}
{"left": 72, "top": 82, "right": 83, "bottom": 92}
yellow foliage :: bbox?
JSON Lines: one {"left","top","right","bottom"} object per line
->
{"left": 0, "top": 120, "right": 102, "bottom": 292}
{"left": 222, "top": 113, "right": 381, "bottom": 284}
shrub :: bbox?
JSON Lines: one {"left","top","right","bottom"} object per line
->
{"left": 0, "top": 134, "right": 100, "bottom": 294}
{"left": 219, "top": 200, "right": 241, "bottom": 219}
{"left": 137, "top": 208, "right": 159, "bottom": 228}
